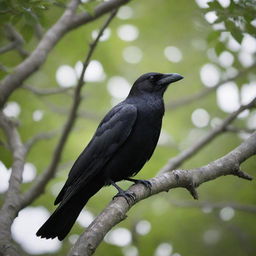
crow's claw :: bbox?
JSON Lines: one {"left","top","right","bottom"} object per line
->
{"left": 126, "top": 178, "right": 152, "bottom": 190}
{"left": 113, "top": 190, "right": 136, "bottom": 204}
{"left": 135, "top": 179, "right": 152, "bottom": 189}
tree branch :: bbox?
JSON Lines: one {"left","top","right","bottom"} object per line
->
{"left": 69, "top": 132, "right": 256, "bottom": 256}
{"left": 0, "top": 42, "right": 16, "bottom": 55}
{"left": 0, "top": 64, "right": 9, "bottom": 73}
{"left": 19, "top": 10, "right": 118, "bottom": 210}
{"left": 0, "top": 113, "right": 27, "bottom": 256}
{"left": 1, "top": 24, "right": 29, "bottom": 58}
{"left": 0, "top": 0, "right": 131, "bottom": 108}
{"left": 225, "top": 125, "right": 255, "bottom": 135}
{"left": 70, "top": 0, "right": 130, "bottom": 29}
{"left": 159, "top": 97, "right": 256, "bottom": 173}
{"left": 25, "top": 130, "right": 58, "bottom": 152}
{"left": 22, "top": 84, "right": 74, "bottom": 96}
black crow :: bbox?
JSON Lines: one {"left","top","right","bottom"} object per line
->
{"left": 36, "top": 72, "right": 183, "bottom": 240}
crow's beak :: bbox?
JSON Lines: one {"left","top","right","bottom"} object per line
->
{"left": 157, "top": 73, "right": 184, "bottom": 86}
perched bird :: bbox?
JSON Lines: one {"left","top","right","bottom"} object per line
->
{"left": 37, "top": 72, "right": 183, "bottom": 240}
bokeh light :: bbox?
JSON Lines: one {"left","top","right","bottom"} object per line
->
{"left": 219, "top": 207, "right": 235, "bottom": 221}
{"left": 68, "top": 234, "right": 79, "bottom": 245}
{"left": 117, "top": 24, "right": 139, "bottom": 41}
{"left": 92, "top": 28, "right": 111, "bottom": 42}
{"left": 218, "top": 0, "right": 230, "bottom": 8}
{"left": 56, "top": 65, "right": 77, "bottom": 88}
{"left": 75, "top": 60, "right": 106, "bottom": 82}
{"left": 217, "top": 82, "right": 240, "bottom": 113}
{"left": 158, "top": 129, "right": 172, "bottom": 146}
{"left": 122, "top": 246, "right": 138, "bottom": 256}
{"left": 154, "top": 243, "right": 173, "bottom": 256}
{"left": 123, "top": 46, "right": 143, "bottom": 64}
{"left": 164, "top": 46, "right": 183, "bottom": 63}
{"left": 117, "top": 6, "right": 133, "bottom": 20}
{"left": 23, "top": 162, "right": 37, "bottom": 183}
{"left": 227, "top": 34, "right": 241, "bottom": 51}
{"left": 203, "top": 229, "right": 221, "bottom": 245}
{"left": 241, "top": 82, "right": 256, "bottom": 105}
{"left": 218, "top": 51, "right": 234, "bottom": 68}
{"left": 202, "top": 205, "right": 213, "bottom": 214}
{"left": 204, "top": 11, "right": 218, "bottom": 24}
{"left": 200, "top": 63, "right": 220, "bottom": 87}
{"left": 3, "top": 101, "right": 21, "bottom": 118}
{"left": 32, "top": 110, "right": 44, "bottom": 122}
{"left": 107, "top": 76, "right": 131, "bottom": 101}
{"left": 238, "top": 51, "right": 255, "bottom": 67}
{"left": 247, "top": 111, "right": 256, "bottom": 129}
{"left": 12, "top": 207, "right": 61, "bottom": 254}
{"left": 77, "top": 209, "right": 94, "bottom": 228}
{"left": 104, "top": 228, "right": 132, "bottom": 247}
{"left": 191, "top": 108, "right": 210, "bottom": 128}
{"left": 0, "top": 161, "right": 10, "bottom": 193}
{"left": 135, "top": 220, "right": 151, "bottom": 235}
{"left": 195, "top": 0, "right": 209, "bottom": 8}
{"left": 241, "top": 34, "right": 256, "bottom": 53}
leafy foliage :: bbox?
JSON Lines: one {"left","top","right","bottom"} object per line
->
{"left": 0, "top": 0, "right": 64, "bottom": 41}
{"left": 206, "top": 0, "right": 256, "bottom": 48}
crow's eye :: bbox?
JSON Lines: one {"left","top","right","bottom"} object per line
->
{"left": 149, "top": 75, "right": 154, "bottom": 81}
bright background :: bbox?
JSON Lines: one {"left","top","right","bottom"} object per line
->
{"left": 0, "top": 0, "right": 256, "bottom": 255}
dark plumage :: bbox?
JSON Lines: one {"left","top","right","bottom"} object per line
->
{"left": 36, "top": 72, "right": 183, "bottom": 240}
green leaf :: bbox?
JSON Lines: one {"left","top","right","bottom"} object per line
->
{"left": 207, "top": 30, "right": 221, "bottom": 43}
{"left": 246, "top": 23, "right": 256, "bottom": 37}
{"left": 225, "top": 19, "right": 243, "bottom": 43}
{"left": 208, "top": 0, "right": 223, "bottom": 10}
{"left": 215, "top": 41, "right": 225, "bottom": 55}
{"left": 231, "top": 29, "right": 243, "bottom": 43}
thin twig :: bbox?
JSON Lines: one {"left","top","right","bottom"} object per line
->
{"left": 0, "top": 139, "right": 9, "bottom": 149}
{"left": 159, "top": 97, "right": 256, "bottom": 173}
{"left": 0, "top": 64, "right": 9, "bottom": 73}
{"left": 170, "top": 200, "right": 256, "bottom": 214}
{"left": 46, "top": 102, "right": 102, "bottom": 121}
{"left": 25, "top": 130, "right": 59, "bottom": 152}
{"left": 0, "top": 42, "right": 16, "bottom": 54}
{"left": 225, "top": 125, "right": 255, "bottom": 134}
{"left": 20, "top": 9, "right": 118, "bottom": 209}
{"left": 34, "top": 22, "right": 44, "bottom": 40}
{"left": 3, "top": 24, "right": 29, "bottom": 58}
{"left": 22, "top": 84, "right": 74, "bottom": 96}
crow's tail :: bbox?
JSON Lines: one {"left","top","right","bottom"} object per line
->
{"left": 36, "top": 181, "right": 103, "bottom": 241}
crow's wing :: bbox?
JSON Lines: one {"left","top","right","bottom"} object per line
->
{"left": 55, "top": 103, "right": 137, "bottom": 205}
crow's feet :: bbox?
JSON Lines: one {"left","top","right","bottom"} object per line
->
{"left": 113, "top": 190, "right": 136, "bottom": 205}
{"left": 109, "top": 179, "right": 136, "bottom": 205}
{"left": 125, "top": 178, "right": 152, "bottom": 190}
{"left": 135, "top": 179, "right": 152, "bottom": 189}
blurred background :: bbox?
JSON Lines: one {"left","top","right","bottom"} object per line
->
{"left": 0, "top": 0, "right": 256, "bottom": 255}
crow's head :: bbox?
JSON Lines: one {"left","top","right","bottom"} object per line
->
{"left": 129, "top": 72, "right": 183, "bottom": 96}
